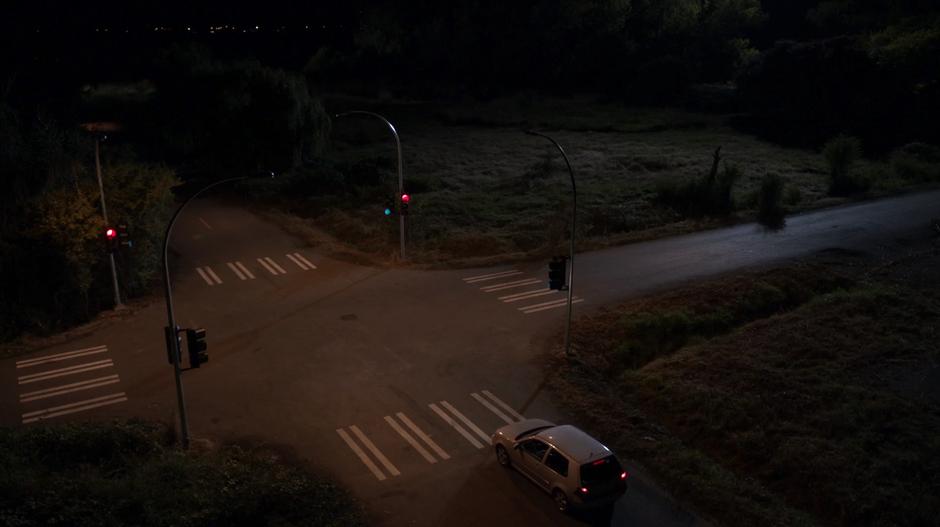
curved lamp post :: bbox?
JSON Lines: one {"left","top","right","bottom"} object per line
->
{"left": 333, "top": 111, "right": 406, "bottom": 260}
{"left": 162, "top": 172, "right": 274, "bottom": 449}
{"left": 525, "top": 130, "right": 577, "bottom": 358}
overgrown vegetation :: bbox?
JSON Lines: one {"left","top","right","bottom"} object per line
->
{"left": 756, "top": 172, "right": 787, "bottom": 228}
{"left": 551, "top": 246, "right": 940, "bottom": 526}
{"left": 656, "top": 162, "right": 743, "bottom": 218}
{"left": 0, "top": 420, "right": 365, "bottom": 527}
{"left": 823, "top": 134, "right": 866, "bottom": 196}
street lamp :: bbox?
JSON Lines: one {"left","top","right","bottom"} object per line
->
{"left": 525, "top": 130, "right": 577, "bottom": 358}
{"left": 162, "top": 172, "right": 275, "bottom": 449}
{"left": 80, "top": 121, "right": 124, "bottom": 309}
{"left": 333, "top": 111, "right": 406, "bottom": 260}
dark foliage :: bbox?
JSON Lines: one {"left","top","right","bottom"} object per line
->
{"left": 756, "top": 172, "right": 787, "bottom": 229}
{"left": 656, "top": 164, "right": 742, "bottom": 217}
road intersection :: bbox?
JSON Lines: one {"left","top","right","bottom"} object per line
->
{"left": 2, "top": 189, "right": 938, "bottom": 526}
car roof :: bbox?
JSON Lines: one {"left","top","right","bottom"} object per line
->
{"left": 535, "top": 425, "right": 612, "bottom": 464}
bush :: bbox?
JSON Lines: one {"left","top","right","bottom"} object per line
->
{"left": 823, "top": 134, "right": 866, "bottom": 195}
{"left": 890, "top": 142, "right": 940, "bottom": 182}
{"left": 0, "top": 420, "right": 365, "bottom": 527}
{"left": 657, "top": 164, "right": 742, "bottom": 217}
{"left": 757, "top": 173, "right": 786, "bottom": 229}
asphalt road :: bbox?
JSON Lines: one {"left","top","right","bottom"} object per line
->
{"left": 2, "top": 189, "right": 938, "bottom": 526}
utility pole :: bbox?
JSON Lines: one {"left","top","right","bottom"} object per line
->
{"left": 94, "top": 134, "right": 123, "bottom": 309}
{"left": 526, "top": 130, "right": 577, "bottom": 357}
{"left": 334, "top": 111, "right": 406, "bottom": 260}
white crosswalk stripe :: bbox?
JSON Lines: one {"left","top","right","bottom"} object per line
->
{"left": 235, "top": 261, "right": 255, "bottom": 279}
{"left": 396, "top": 412, "right": 450, "bottom": 460}
{"left": 17, "top": 359, "right": 114, "bottom": 385}
{"left": 430, "top": 403, "right": 484, "bottom": 449}
{"left": 350, "top": 425, "right": 400, "bottom": 477}
{"left": 463, "top": 270, "right": 523, "bottom": 283}
{"left": 286, "top": 253, "right": 310, "bottom": 270}
{"left": 264, "top": 257, "right": 287, "bottom": 274}
{"left": 288, "top": 252, "right": 317, "bottom": 270}
{"left": 336, "top": 427, "right": 388, "bottom": 481}
{"left": 500, "top": 289, "right": 558, "bottom": 303}
{"left": 480, "top": 278, "right": 542, "bottom": 293}
{"left": 195, "top": 267, "right": 216, "bottom": 285}
{"left": 22, "top": 392, "right": 127, "bottom": 424}
{"left": 482, "top": 390, "right": 525, "bottom": 421}
{"left": 256, "top": 257, "right": 279, "bottom": 275}
{"left": 16, "top": 345, "right": 107, "bottom": 368}
{"left": 19, "top": 374, "right": 121, "bottom": 403}
{"left": 385, "top": 415, "right": 438, "bottom": 463}
{"left": 227, "top": 262, "right": 248, "bottom": 280}
{"left": 520, "top": 297, "right": 584, "bottom": 314}
{"left": 471, "top": 392, "right": 514, "bottom": 424}
{"left": 440, "top": 401, "right": 489, "bottom": 442}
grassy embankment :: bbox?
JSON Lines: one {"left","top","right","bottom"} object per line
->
{"left": 0, "top": 420, "right": 365, "bottom": 527}
{"left": 549, "top": 242, "right": 940, "bottom": 526}
{"left": 261, "top": 95, "right": 938, "bottom": 267}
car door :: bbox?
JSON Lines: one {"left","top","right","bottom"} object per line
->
{"left": 515, "top": 438, "right": 551, "bottom": 489}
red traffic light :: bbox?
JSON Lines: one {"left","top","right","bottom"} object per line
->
{"left": 400, "top": 193, "right": 411, "bottom": 203}
{"left": 105, "top": 228, "right": 117, "bottom": 239}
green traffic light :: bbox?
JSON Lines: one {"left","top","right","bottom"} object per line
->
{"left": 384, "top": 207, "right": 392, "bottom": 216}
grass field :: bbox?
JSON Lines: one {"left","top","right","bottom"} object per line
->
{"left": 548, "top": 238, "right": 940, "bottom": 527}
{"left": 259, "top": 95, "right": 937, "bottom": 267}
{"left": 0, "top": 420, "right": 365, "bottom": 527}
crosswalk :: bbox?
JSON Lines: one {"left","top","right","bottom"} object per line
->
{"left": 195, "top": 252, "right": 317, "bottom": 286}
{"left": 463, "top": 269, "right": 585, "bottom": 314}
{"left": 15, "top": 345, "right": 127, "bottom": 424}
{"left": 337, "top": 389, "right": 526, "bottom": 481}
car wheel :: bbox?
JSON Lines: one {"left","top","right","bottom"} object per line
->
{"left": 495, "top": 445, "right": 510, "bottom": 467}
{"left": 552, "top": 489, "right": 569, "bottom": 513}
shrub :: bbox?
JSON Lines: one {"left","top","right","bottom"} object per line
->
{"left": 890, "top": 143, "right": 940, "bottom": 182}
{"left": 656, "top": 164, "right": 742, "bottom": 217}
{"left": 757, "top": 173, "right": 786, "bottom": 229}
{"left": 823, "top": 134, "right": 866, "bottom": 195}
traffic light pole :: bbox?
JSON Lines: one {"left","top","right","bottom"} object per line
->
{"left": 161, "top": 176, "right": 261, "bottom": 449}
{"left": 334, "top": 111, "right": 406, "bottom": 261}
{"left": 94, "top": 137, "right": 124, "bottom": 309}
{"left": 525, "top": 130, "right": 577, "bottom": 357}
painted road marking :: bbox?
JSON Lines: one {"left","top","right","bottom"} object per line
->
{"left": 235, "top": 261, "right": 255, "bottom": 279}
{"left": 205, "top": 267, "right": 223, "bottom": 284}
{"left": 285, "top": 253, "right": 310, "bottom": 270}
{"left": 385, "top": 415, "right": 437, "bottom": 464}
{"left": 227, "top": 262, "right": 248, "bottom": 280}
{"left": 22, "top": 392, "right": 127, "bottom": 424}
{"left": 396, "top": 412, "right": 450, "bottom": 460}
{"left": 480, "top": 278, "right": 541, "bottom": 293}
{"left": 289, "top": 252, "right": 317, "bottom": 270}
{"left": 337, "top": 427, "right": 387, "bottom": 481}
{"left": 500, "top": 289, "right": 557, "bottom": 303}
{"left": 263, "top": 257, "right": 287, "bottom": 274}
{"left": 440, "top": 401, "right": 489, "bottom": 443}
{"left": 463, "top": 270, "right": 523, "bottom": 283}
{"left": 472, "top": 392, "right": 514, "bottom": 424}
{"left": 482, "top": 390, "right": 525, "bottom": 421}
{"left": 19, "top": 374, "right": 120, "bottom": 403}
{"left": 520, "top": 298, "right": 584, "bottom": 314}
{"left": 256, "top": 258, "right": 279, "bottom": 275}
{"left": 350, "top": 425, "right": 400, "bottom": 477}
{"left": 196, "top": 267, "right": 216, "bottom": 285}
{"left": 198, "top": 217, "right": 213, "bottom": 230}
{"left": 430, "top": 403, "right": 483, "bottom": 449}
{"left": 16, "top": 345, "right": 107, "bottom": 369}
{"left": 17, "top": 359, "right": 114, "bottom": 385}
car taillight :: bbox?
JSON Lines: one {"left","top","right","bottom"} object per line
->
{"left": 620, "top": 471, "right": 628, "bottom": 480}
{"left": 578, "top": 487, "right": 589, "bottom": 495}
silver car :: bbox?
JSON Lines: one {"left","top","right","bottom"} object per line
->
{"left": 491, "top": 418, "right": 628, "bottom": 512}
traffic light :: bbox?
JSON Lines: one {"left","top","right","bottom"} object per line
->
{"left": 186, "top": 328, "right": 208, "bottom": 368}
{"left": 117, "top": 224, "right": 132, "bottom": 248}
{"left": 104, "top": 227, "right": 118, "bottom": 252}
{"left": 400, "top": 193, "right": 410, "bottom": 215}
{"left": 384, "top": 196, "right": 395, "bottom": 217}
{"left": 549, "top": 257, "right": 568, "bottom": 291}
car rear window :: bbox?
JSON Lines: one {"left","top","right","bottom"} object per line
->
{"left": 580, "top": 456, "right": 623, "bottom": 484}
